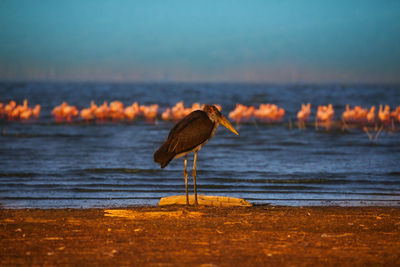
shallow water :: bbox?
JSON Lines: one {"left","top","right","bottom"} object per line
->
{"left": 1, "top": 82, "right": 399, "bottom": 208}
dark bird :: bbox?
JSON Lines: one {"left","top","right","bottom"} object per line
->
{"left": 154, "top": 104, "right": 239, "bottom": 205}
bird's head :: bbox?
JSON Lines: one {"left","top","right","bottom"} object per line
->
{"left": 204, "top": 105, "right": 239, "bottom": 135}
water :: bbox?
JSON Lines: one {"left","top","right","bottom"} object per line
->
{"left": 1, "top": 82, "right": 399, "bottom": 208}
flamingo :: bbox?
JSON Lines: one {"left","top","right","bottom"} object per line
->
{"left": 378, "top": 105, "right": 391, "bottom": 125}
{"left": 109, "top": 101, "right": 125, "bottom": 121}
{"left": 161, "top": 108, "right": 172, "bottom": 121}
{"left": 32, "top": 105, "right": 41, "bottom": 119}
{"left": 366, "top": 106, "right": 375, "bottom": 124}
{"left": 62, "top": 104, "right": 78, "bottom": 122}
{"left": 297, "top": 103, "right": 311, "bottom": 128}
{"left": 94, "top": 101, "right": 109, "bottom": 121}
{"left": 316, "top": 104, "right": 334, "bottom": 130}
{"left": 171, "top": 101, "right": 185, "bottom": 121}
{"left": 229, "top": 104, "right": 248, "bottom": 124}
{"left": 141, "top": 104, "right": 159, "bottom": 122}
{"left": 5, "top": 100, "right": 17, "bottom": 119}
{"left": 124, "top": 102, "right": 140, "bottom": 120}
{"left": 52, "top": 102, "right": 67, "bottom": 122}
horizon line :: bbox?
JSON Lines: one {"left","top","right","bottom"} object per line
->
{"left": 1, "top": 78, "right": 400, "bottom": 87}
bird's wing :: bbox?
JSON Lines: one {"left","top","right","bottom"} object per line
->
{"left": 167, "top": 110, "right": 214, "bottom": 154}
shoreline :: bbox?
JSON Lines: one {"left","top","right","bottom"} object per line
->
{"left": 1, "top": 206, "right": 400, "bottom": 266}
{"left": 2, "top": 198, "right": 400, "bottom": 210}
{"left": 2, "top": 203, "right": 400, "bottom": 209}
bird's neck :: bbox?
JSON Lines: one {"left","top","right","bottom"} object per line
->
{"left": 204, "top": 111, "right": 219, "bottom": 139}
{"left": 209, "top": 121, "right": 219, "bottom": 140}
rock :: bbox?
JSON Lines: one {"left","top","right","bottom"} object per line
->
{"left": 158, "top": 195, "right": 252, "bottom": 207}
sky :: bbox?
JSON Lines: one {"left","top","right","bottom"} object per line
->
{"left": 0, "top": 0, "right": 399, "bottom": 83}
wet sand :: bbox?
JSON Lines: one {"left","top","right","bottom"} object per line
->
{"left": 1, "top": 206, "right": 399, "bottom": 266}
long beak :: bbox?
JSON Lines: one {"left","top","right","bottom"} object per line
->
{"left": 218, "top": 114, "right": 239, "bottom": 135}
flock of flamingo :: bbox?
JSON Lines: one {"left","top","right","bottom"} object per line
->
{"left": 1, "top": 99, "right": 399, "bottom": 131}
{"left": 160, "top": 102, "right": 222, "bottom": 121}
{"left": 0, "top": 100, "right": 41, "bottom": 121}
{"left": 229, "top": 103, "right": 286, "bottom": 124}
{"left": 51, "top": 101, "right": 159, "bottom": 122}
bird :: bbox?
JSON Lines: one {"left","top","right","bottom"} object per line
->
{"left": 154, "top": 104, "right": 238, "bottom": 206}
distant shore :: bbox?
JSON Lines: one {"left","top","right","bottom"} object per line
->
{"left": 1, "top": 206, "right": 399, "bottom": 266}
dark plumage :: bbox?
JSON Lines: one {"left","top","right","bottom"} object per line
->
{"left": 154, "top": 110, "right": 215, "bottom": 168}
{"left": 154, "top": 104, "right": 238, "bottom": 205}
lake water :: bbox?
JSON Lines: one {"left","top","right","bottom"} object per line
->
{"left": 1, "top": 82, "right": 399, "bottom": 208}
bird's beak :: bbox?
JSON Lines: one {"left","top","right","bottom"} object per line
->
{"left": 218, "top": 114, "right": 239, "bottom": 135}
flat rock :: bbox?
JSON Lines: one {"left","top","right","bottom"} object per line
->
{"left": 159, "top": 194, "right": 252, "bottom": 207}
{"left": 104, "top": 209, "right": 204, "bottom": 219}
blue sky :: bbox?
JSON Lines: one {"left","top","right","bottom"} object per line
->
{"left": 0, "top": 0, "right": 399, "bottom": 83}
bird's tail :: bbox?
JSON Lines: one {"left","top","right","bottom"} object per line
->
{"left": 154, "top": 143, "right": 175, "bottom": 168}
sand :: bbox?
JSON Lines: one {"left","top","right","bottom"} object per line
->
{"left": 1, "top": 206, "right": 400, "bottom": 266}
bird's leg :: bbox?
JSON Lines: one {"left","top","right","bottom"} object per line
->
{"left": 184, "top": 155, "right": 189, "bottom": 206}
{"left": 193, "top": 151, "right": 198, "bottom": 205}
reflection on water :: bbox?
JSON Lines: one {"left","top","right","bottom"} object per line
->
{"left": 0, "top": 82, "right": 399, "bottom": 208}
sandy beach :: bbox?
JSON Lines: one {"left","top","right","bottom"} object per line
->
{"left": 1, "top": 206, "right": 399, "bottom": 266}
